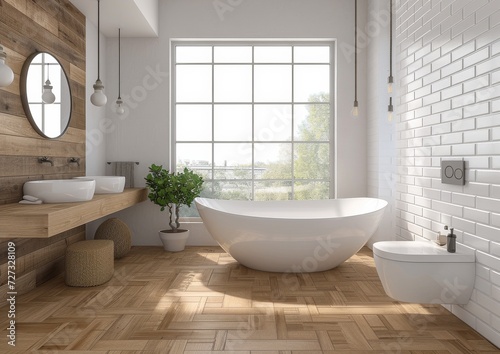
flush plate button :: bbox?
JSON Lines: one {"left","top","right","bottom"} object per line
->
{"left": 441, "top": 160, "right": 465, "bottom": 185}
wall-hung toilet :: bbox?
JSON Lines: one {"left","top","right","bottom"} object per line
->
{"left": 373, "top": 241, "right": 475, "bottom": 304}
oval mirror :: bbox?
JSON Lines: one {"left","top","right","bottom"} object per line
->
{"left": 20, "top": 52, "right": 72, "bottom": 139}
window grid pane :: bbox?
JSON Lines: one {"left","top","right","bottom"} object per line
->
{"left": 214, "top": 65, "right": 253, "bottom": 102}
{"left": 214, "top": 46, "right": 252, "bottom": 63}
{"left": 173, "top": 42, "right": 333, "bottom": 207}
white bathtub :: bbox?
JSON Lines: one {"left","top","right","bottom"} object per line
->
{"left": 195, "top": 197, "right": 388, "bottom": 272}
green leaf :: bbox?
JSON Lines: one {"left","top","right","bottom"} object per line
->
{"left": 145, "top": 164, "right": 204, "bottom": 219}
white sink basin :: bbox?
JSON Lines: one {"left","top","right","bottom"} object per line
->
{"left": 74, "top": 176, "right": 125, "bottom": 194}
{"left": 23, "top": 179, "right": 96, "bottom": 203}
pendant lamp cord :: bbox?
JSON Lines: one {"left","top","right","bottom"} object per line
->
{"left": 389, "top": 0, "right": 393, "bottom": 79}
{"left": 118, "top": 28, "right": 121, "bottom": 99}
{"left": 97, "top": 0, "right": 101, "bottom": 81}
{"left": 354, "top": 0, "right": 358, "bottom": 103}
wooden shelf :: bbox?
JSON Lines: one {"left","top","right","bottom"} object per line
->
{"left": 0, "top": 188, "right": 148, "bottom": 238}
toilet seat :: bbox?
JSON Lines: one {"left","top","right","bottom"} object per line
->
{"left": 373, "top": 241, "right": 475, "bottom": 263}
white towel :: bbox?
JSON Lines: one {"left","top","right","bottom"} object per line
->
{"left": 19, "top": 200, "right": 43, "bottom": 204}
{"left": 23, "top": 195, "right": 40, "bottom": 202}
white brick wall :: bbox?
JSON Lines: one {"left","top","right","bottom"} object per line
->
{"left": 395, "top": 0, "right": 500, "bottom": 347}
{"left": 367, "top": 0, "right": 396, "bottom": 247}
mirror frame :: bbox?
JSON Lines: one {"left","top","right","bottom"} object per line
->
{"left": 20, "top": 51, "right": 73, "bottom": 139}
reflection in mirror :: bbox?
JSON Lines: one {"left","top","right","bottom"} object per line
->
{"left": 21, "top": 52, "right": 72, "bottom": 139}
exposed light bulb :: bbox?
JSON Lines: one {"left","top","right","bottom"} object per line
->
{"left": 388, "top": 97, "right": 393, "bottom": 122}
{"left": 116, "top": 98, "right": 125, "bottom": 115}
{"left": 41, "top": 79, "right": 56, "bottom": 104}
{"left": 388, "top": 76, "right": 394, "bottom": 93}
{"left": 351, "top": 101, "right": 359, "bottom": 117}
{"left": 0, "top": 47, "right": 14, "bottom": 87}
{"left": 91, "top": 79, "right": 107, "bottom": 106}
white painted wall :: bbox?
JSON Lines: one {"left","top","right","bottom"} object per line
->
{"left": 85, "top": 18, "right": 108, "bottom": 239}
{"left": 394, "top": 0, "right": 500, "bottom": 347}
{"left": 102, "top": 0, "right": 370, "bottom": 246}
{"left": 366, "top": 0, "right": 397, "bottom": 248}
{"left": 133, "top": 0, "right": 159, "bottom": 36}
{"left": 86, "top": 18, "right": 107, "bottom": 177}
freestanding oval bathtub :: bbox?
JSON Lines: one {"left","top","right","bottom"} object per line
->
{"left": 195, "top": 197, "right": 387, "bottom": 272}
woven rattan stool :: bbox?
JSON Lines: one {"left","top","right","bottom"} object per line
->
{"left": 94, "top": 218, "right": 132, "bottom": 259}
{"left": 65, "top": 240, "right": 114, "bottom": 287}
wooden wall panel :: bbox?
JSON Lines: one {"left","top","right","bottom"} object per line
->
{"left": 0, "top": 0, "right": 87, "bottom": 296}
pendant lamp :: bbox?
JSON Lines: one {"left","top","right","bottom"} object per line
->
{"left": 116, "top": 28, "right": 124, "bottom": 115}
{"left": 42, "top": 58, "right": 56, "bottom": 104}
{"left": 388, "top": 0, "right": 394, "bottom": 94}
{"left": 0, "top": 45, "right": 14, "bottom": 87}
{"left": 90, "top": 0, "right": 107, "bottom": 107}
{"left": 351, "top": 0, "right": 359, "bottom": 117}
{"left": 388, "top": 97, "right": 393, "bottom": 122}
{"left": 388, "top": 0, "right": 394, "bottom": 121}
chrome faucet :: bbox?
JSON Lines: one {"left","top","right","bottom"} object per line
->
{"left": 38, "top": 156, "right": 53, "bottom": 166}
{"left": 68, "top": 157, "right": 80, "bottom": 167}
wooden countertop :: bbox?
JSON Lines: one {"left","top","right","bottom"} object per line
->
{"left": 0, "top": 188, "right": 148, "bottom": 238}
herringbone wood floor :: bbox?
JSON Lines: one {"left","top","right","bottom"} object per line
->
{"left": 0, "top": 246, "right": 498, "bottom": 353}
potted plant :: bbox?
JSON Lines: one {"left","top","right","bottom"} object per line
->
{"left": 145, "top": 164, "right": 204, "bottom": 252}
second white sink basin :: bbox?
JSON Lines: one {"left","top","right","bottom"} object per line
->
{"left": 23, "top": 179, "right": 96, "bottom": 203}
{"left": 74, "top": 176, "right": 125, "bottom": 194}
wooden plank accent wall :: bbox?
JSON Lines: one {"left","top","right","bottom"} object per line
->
{"left": 0, "top": 0, "right": 87, "bottom": 297}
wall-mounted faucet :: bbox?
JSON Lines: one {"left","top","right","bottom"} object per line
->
{"left": 38, "top": 156, "right": 53, "bottom": 166}
{"left": 68, "top": 157, "right": 80, "bottom": 167}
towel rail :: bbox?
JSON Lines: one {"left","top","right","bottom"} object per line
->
{"left": 107, "top": 162, "right": 139, "bottom": 165}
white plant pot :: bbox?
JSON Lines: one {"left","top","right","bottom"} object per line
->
{"left": 159, "top": 229, "right": 189, "bottom": 252}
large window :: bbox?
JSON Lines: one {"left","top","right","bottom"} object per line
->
{"left": 26, "top": 53, "right": 65, "bottom": 137}
{"left": 172, "top": 41, "right": 334, "bottom": 210}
